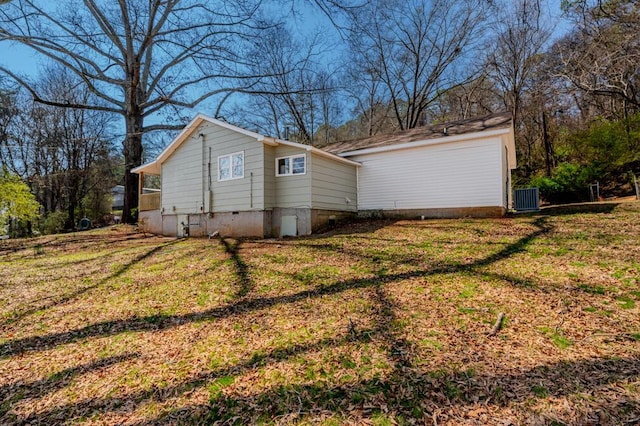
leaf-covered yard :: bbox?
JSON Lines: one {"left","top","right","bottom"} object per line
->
{"left": 1, "top": 203, "right": 639, "bottom": 425}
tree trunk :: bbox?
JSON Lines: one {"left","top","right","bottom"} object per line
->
{"left": 122, "top": 113, "right": 143, "bottom": 224}
{"left": 623, "top": 100, "right": 632, "bottom": 150}
{"left": 66, "top": 188, "right": 77, "bottom": 230}
{"left": 66, "top": 148, "right": 81, "bottom": 229}
{"left": 542, "top": 110, "right": 553, "bottom": 177}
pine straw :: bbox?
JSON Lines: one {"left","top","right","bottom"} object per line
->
{"left": 1, "top": 203, "right": 639, "bottom": 425}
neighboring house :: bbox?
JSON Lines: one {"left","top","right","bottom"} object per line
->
{"left": 111, "top": 185, "right": 160, "bottom": 212}
{"left": 132, "top": 114, "right": 359, "bottom": 237}
{"left": 323, "top": 111, "right": 516, "bottom": 219}
{"left": 133, "top": 111, "right": 516, "bottom": 238}
{"left": 111, "top": 185, "right": 125, "bottom": 210}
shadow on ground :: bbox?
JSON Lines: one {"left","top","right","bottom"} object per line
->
{"left": 2, "top": 213, "right": 638, "bottom": 424}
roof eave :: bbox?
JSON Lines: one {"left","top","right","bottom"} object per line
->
{"left": 337, "top": 127, "right": 513, "bottom": 157}
{"left": 273, "top": 138, "right": 361, "bottom": 167}
{"left": 132, "top": 160, "right": 160, "bottom": 175}
{"left": 133, "top": 117, "right": 360, "bottom": 174}
{"left": 150, "top": 113, "right": 266, "bottom": 167}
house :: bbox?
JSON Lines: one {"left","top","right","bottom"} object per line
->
{"left": 111, "top": 185, "right": 160, "bottom": 211}
{"left": 132, "top": 112, "right": 516, "bottom": 238}
{"left": 132, "top": 114, "right": 360, "bottom": 238}
{"left": 322, "top": 111, "right": 516, "bottom": 218}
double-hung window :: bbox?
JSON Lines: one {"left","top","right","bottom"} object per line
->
{"left": 276, "top": 154, "right": 306, "bottom": 176}
{"left": 218, "top": 151, "right": 244, "bottom": 181}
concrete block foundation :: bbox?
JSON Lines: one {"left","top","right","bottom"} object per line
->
{"left": 358, "top": 206, "right": 506, "bottom": 219}
{"left": 138, "top": 208, "right": 354, "bottom": 238}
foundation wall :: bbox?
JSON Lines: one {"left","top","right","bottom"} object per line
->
{"left": 204, "top": 211, "right": 270, "bottom": 238}
{"left": 271, "top": 208, "right": 311, "bottom": 237}
{"left": 271, "top": 208, "right": 356, "bottom": 236}
{"left": 162, "top": 215, "right": 178, "bottom": 236}
{"left": 140, "top": 211, "right": 269, "bottom": 237}
{"left": 138, "top": 210, "right": 163, "bottom": 234}
{"left": 358, "top": 206, "right": 506, "bottom": 219}
{"left": 311, "top": 210, "right": 356, "bottom": 232}
{"left": 145, "top": 206, "right": 499, "bottom": 238}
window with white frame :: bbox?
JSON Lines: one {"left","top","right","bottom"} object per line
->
{"left": 218, "top": 151, "right": 244, "bottom": 181}
{"left": 276, "top": 154, "right": 306, "bottom": 176}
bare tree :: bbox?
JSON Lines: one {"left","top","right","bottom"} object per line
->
{"left": 344, "top": 55, "right": 393, "bottom": 137}
{"left": 557, "top": 1, "right": 640, "bottom": 116}
{"left": 486, "top": 0, "right": 551, "bottom": 122}
{"left": 429, "top": 75, "right": 502, "bottom": 122}
{"left": 231, "top": 25, "right": 342, "bottom": 145}
{"left": 0, "top": 0, "right": 271, "bottom": 223}
{"left": 0, "top": 81, "right": 18, "bottom": 153}
{"left": 0, "top": 65, "right": 116, "bottom": 229}
{"left": 485, "top": 0, "right": 552, "bottom": 177}
{"left": 346, "top": 0, "right": 488, "bottom": 131}
{"left": 315, "top": 70, "right": 342, "bottom": 145}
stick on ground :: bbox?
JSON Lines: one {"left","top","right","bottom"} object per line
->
{"left": 488, "top": 312, "right": 506, "bottom": 336}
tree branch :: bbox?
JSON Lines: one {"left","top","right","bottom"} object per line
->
{"left": 0, "top": 67, "right": 122, "bottom": 114}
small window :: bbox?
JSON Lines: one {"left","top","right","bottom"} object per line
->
{"left": 218, "top": 151, "right": 244, "bottom": 181}
{"left": 276, "top": 154, "right": 306, "bottom": 176}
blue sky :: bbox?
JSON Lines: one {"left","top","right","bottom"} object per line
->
{"left": 0, "top": 1, "right": 334, "bottom": 79}
{"left": 1, "top": 0, "right": 570, "bottom": 79}
{"left": 0, "top": 40, "right": 38, "bottom": 76}
{"left": 0, "top": 0, "right": 571, "bottom": 146}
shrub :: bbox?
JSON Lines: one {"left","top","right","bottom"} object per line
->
{"left": 530, "top": 163, "right": 599, "bottom": 204}
{"left": 42, "top": 211, "right": 69, "bottom": 235}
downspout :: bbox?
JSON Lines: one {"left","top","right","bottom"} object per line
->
{"left": 356, "top": 165, "right": 360, "bottom": 211}
{"left": 505, "top": 145, "right": 511, "bottom": 210}
{"left": 138, "top": 172, "right": 144, "bottom": 212}
{"left": 200, "top": 133, "right": 205, "bottom": 212}
{"left": 250, "top": 172, "right": 254, "bottom": 209}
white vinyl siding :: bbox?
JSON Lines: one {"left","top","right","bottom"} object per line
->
{"left": 311, "top": 153, "right": 358, "bottom": 212}
{"left": 502, "top": 145, "right": 510, "bottom": 208}
{"left": 350, "top": 137, "right": 504, "bottom": 210}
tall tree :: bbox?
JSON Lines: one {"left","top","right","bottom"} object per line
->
{"left": 229, "top": 25, "right": 344, "bottom": 145}
{"left": 485, "top": 0, "right": 552, "bottom": 178}
{"left": 429, "top": 75, "right": 502, "bottom": 122}
{"left": 0, "top": 0, "right": 269, "bottom": 223}
{"left": 486, "top": 0, "right": 551, "bottom": 120}
{"left": 344, "top": 53, "right": 393, "bottom": 137}
{"left": 0, "top": 81, "right": 17, "bottom": 151}
{"left": 557, "top": 0, "right": 640, "bottom": 117}
{"left": 347, "top": 0, "right": 488, "bottom": 131}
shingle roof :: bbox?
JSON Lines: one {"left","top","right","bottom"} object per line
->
{"left": 322, "top": 111, "right": 513, "bottom": 155}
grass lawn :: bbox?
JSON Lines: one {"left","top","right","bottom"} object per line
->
{"left": 1, "top": 202, "right": 639, "bottom": 425}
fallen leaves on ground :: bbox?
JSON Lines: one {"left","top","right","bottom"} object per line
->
{"left": 1, "top": 204, "right": 639, "bottom": 425}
